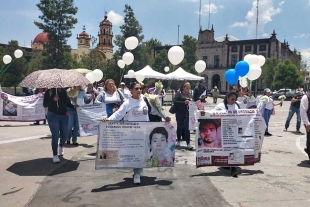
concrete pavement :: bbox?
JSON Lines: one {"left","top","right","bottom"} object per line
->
{"left": 0, "top": 98, "right": 309, "bottom": 207}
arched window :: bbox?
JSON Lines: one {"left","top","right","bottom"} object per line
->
{"left": 104, "top": 38, "right": 106, "bottom": 45}
{"left": 212, "top": 74, "right": 221, "bottom": 90}
{"left": 103, "top": 29, "right": 106, "bottom": 34}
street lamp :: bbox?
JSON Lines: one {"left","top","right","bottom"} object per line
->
{"left": 1, "top": 49, "right": 23, "bottom": 76}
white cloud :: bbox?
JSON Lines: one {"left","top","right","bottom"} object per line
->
{"left": 301, "top": 49, "right": 310, "bottom": 62}
{"left": 230, "top": 0, "right": 284, "bottom": 37}
{"left": 195, "top": 3, "right": 224, "bottom": 15}
{"left": 230, "top": 21, "right": 248, "bottom": 28}
{"left": 262, "top": 33, "right": 269, "bottom": 37}
{"left": 25, "top": 45, "right": 31, "bottom": 48}
{"left": 106, "top": 10, "right": 124, "bottom": 25}
{"left": 294, "top": 33, "right": 309, "bottom": 39}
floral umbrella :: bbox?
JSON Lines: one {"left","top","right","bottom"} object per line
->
{"left": 19, "top": 69, "right": 90, "bottom": 89}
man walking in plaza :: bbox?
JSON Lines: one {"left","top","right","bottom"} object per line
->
{"left": 284, "top": 93, "right": 303, "bottom": 133}
{"left": 299, "top": 92, "right": 310, "bottom": 163}
{"left": 211, "top": 86, "right": 220, "bottom": 104}
{"left": 193, "top": 79, "right": 207, "bottom": 102}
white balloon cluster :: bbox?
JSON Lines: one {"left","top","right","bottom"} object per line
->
{"left": 2, "top": 49, "right": 23, "bottom": 64}
{"left": 117, "top": 36, "right": 139, "bottom": 68}
{"left": 85, "top": 69, "right": 104, "bottom": 83}
{"left": 240, "top": 54, "right": 266, "bottom": 87}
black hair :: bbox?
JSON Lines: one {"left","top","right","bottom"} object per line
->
{"left": 198, "top": 119, "right": 218, "bottom": 131}
{"left": 149, "top": 127, "right": 168, "bottom": 152}
{"left": 223, "top": 92, "right": 240, "bottom": 110}
{"left": 142, "top": 84, "right": 149, "bottom": 90}
{"left": 129, "top": 82, "right": 139, "bottom": 90}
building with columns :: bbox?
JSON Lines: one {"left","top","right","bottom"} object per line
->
{"left": 31, "top": 13, "right": 114, "bottom": 62}
{"left": 197, "top": 25, "right": 295, "bottom": 92}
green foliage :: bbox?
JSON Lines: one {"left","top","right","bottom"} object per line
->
{"left": 26, "top": 49, "right": 47, "bottom": 74}
{"left": 34, "top": 0, "right": 78, "bottom": 68}
{"left": 261, "top": 58, "right": 279, "bottom": 88}
{"left": 152, "top": 50, "right": 169, "bottom": 73}
{"left": 180, "top": 35, "right": 198, "bottom": 75}
{"left": 273, "top": 60, "right": 304, "bottom": 90}
{"left": 80, "top": 50, "right": 105, "bottom": 70}
{"left": 145, "top": 38, "right": 162, "bottom": 54}
{"left": 0, "top": 41, "right": 27, "bottom": 87}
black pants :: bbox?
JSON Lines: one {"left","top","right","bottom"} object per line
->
{"left": 306, "top": 126, "right": 310, "bottom": 159}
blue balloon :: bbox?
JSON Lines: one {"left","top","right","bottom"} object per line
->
{"left": 235, "top": 61, "right": 250, "bottom": 77}
{"left": 225, "top": 69, "right": 239, "bottom": 84}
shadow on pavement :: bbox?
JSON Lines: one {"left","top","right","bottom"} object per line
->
{"left": 6, "top": 157, "right": 80, "bottom": 176}
{"left": 190, "top": 167, "right": 264, "bottom": 177}
{"left": 91, "top": 177, "right": 173, "bottom": 192}
{"left": 0, "top": 124, "right": 46, "bottom": 127}
{"left": 297, "top": 160, "right": 310, "bottom": 168}
{"left": 65, "top": 143, "right": 95, "bottom": 148}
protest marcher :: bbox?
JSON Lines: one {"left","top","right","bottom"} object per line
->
{"left": 43, "top": 88, "right": 73, "bottom": 163}
{"left": 102, "top": 82, "right": 150, "bottom": 184}
{"left": 284, "top": 93, "right": 303, "bottom": 133}
{"left": 119, "top": 82, "right": 130, "bottom": 99}
{"left": 244, "top": 90, "right": 257, "bottom": 109}
{"left": 97, "top": 81, "right": 105, "bottom": 93}
{"left": 259, "top": 88, "right": 281, "bottom": 136}
{"left": 66, "top": 86, "right": 95, "bottom": 145}
{"left": 213, "top": 90, "right": 245, "bottom": 177}
{"left": 193, "top": 79, "right": 207, "bottom": 103}
{"left": 95, "top": 79, "right": 125, "bottom": 117}
{"left": 142, "top": 84, "right": 149, "bottom": 95}
{"left": 173, "top": 82, "right": 193, "bottom": 150}
{"left": 85, "top": 83, "right": 99, "bottom": 96}
{"left": 211, "top": 86, "right": 220, "bottom": 104}
{"left": 300, "top": 92, "right": 310, "bottom": 163}
{"left": 34, "top": 88, "right": 46, "bottom": 125}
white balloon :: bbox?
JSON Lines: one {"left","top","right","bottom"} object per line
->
{"left": 128, "top": 70, "right": 135, "bottom": 78}
{"left": 168, "top": 46, "right": 184, "bottom": 65}
{"left": 117, "top": 60, "right": 125, "bottom": 68}
{"left": 257, "top": 55, "right": 266, "bottom": 67}
{"left": 135, "top": 73, "right": 145, "bottom": 83}
{"left": 92, "top": 69, "right": 103, "bottom": 82}
{"left": 125, "top": 36, "right": 139, "bottom": 50}
{"left": 247, "top": 65, "right": 262, "bottom": 81}
{"left": 14, "top": 49, "right": 23, "bottom": 58}
{"left": 239, "top": 77, "right": 248, "bottom": 87}
{"left": 85, "top": 72, "right": 95, "bottom": 83}
{"left": 122, "top": 52, "right": 134, "bottom": 65}
{"left": 247, "top": 55, "right": 259, "bottom": 65}
{"left": 3, "top": 55, "right": 12, "bottom": 64}
{"left": 195, "top": 60, "right": 206, "bottom": 73}
{"left": 244, "top": 54, "right": 252, "bottom": 63}
{"left": 164, "top": 66, "right": 169, "bottom": 72}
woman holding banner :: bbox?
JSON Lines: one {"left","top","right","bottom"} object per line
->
{"left": 102, "top": 82, "right": 171, "bottom": 184}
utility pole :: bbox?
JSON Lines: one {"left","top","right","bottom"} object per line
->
{"left": 177, "top": 25, "right": 180, "bottom": 45}
{"left": 256, "top": 0, "right": 259, "bottom": 39}
{"left": 199, "top": 0, "right": 202, "bottom": 30}
{"left": 208, "top": 0, "right": 211, "bottom": 29}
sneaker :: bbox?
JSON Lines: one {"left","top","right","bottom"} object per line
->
{"left": 265, "top": 132, "right": 272, "bottom": 136}
{"left": 187, "top": 144, "right": 193, "bottom": 150}
{"left": 58, "top": 146, "right": 64, "bottom": 156}
{"left": 296, "top": 130, "right": 301, "bottom": 133}
{"left": 53, "top": 155, "right": 60, "bottom": 163}
{"left": 133, "top": 174, "right": 141, "bottom": 184}
{"left": 176, "top": 141, "right": 180, "bottom": 147}
{"left": 283, "top": 128, "right": 287, "bottom": 132}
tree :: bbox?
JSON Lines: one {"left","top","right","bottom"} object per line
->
{"left": 26, "top": 50, "right": 47, "bottom": 74}
{"left": 34, "top": 0, "right": 78, "bottom": 69}
{"left": 261, "top": 58, "right": 279, "bottom": 87}
{"left": 273, "top": 60, "right": 303, "bottom": 90}
{"left": 180, "top": 35, "right": 198, "bottom": 75}
{"left": 152, "top": 50, "right": 169, "bottom": 72}
{"left": 0, "top": 41, "right": 27, "bottom": 87}
{"left": 80, "top": 50, "right": 105, "bottom": 70}
{"left": 290, "top": 49, "right": 302, "bottom": 70}
{"left": 145, "top": 38, "right": 162, "bottom": 54}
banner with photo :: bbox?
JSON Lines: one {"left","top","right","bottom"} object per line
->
{"left": 195, "top": 109, "right": 266, "bottom": 167}
{"left": 189, "top": 101, "right": 216, "bottom": 130}
{"left": 76, "top": 104, "right": 107, "bottom": 136}
{"left": 95, "top": 122, "right": 176, "bottom": 170}
{"left": 0, "top": 91, "right": 45, "bottom": 121}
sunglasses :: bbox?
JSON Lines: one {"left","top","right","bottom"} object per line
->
{"left": 134, "top": 87, "right": 141, "bottom": 91}
{"left": 230, "top": 98, "right": 236, "bottom": 101}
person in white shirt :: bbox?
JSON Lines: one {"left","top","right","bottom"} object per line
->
{"left": 299, "top": 92, "right": 310, "bottom": 163}
{"left": 119, "top": 82, "right": 130, "bottom": 100}
{"left": 102, "top": 82, "right": 171, "bottom": 184}
{"left": 243, "top": 90, "right": 257, "bottom": 109}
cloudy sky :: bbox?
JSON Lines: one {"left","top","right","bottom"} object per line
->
{"left": 0, "top": 0, "right": 309, "bottom": 62}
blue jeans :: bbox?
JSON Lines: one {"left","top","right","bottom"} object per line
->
{"left": 263, "top": 108, "right": 272, "bottom": 133}
{"left": 47, "top": 112, "right": 69, "bottom": 156}
{"left": 176, "top": 112, "right": 190, "bottom": 144}
{"left": 68, "top": 109, "right": 79, "bottom": 142}
{"left": 285, "top": 106, "right": 301, "bottom": 131}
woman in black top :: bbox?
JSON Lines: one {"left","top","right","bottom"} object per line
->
{"left": 173, "top": 82, "right": 193, "bottom": 150}
{"left": 43, "top": 88, "right": 74, "bottom": 163}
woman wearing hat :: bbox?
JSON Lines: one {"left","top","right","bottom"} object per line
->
{"left": 260, "top": 88, "right": 281, "bottom": 136}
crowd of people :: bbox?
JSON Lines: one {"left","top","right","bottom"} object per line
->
{"left": 29, "top": 78, "right": 309, "bottom": 184}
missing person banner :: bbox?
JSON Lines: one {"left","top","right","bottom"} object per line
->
{"left": 189, "top": 101, "right": 216, "bottom": 130}
{"left": 76, "top": 104, "right": 107, "bottom": 136}
{"left": 195, "top": 109, "right": 266, "bottom": 167}
{"left": 0, "top": 91, "right": 45, "bottom": 121}
{"left": 95, "top": 122, "right": 176, "bottom": 169}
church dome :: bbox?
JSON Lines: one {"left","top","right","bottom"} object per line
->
{"left": 100, "top": 15, "right": 112, "bottom": 26}
{"left": 215, "top": 35, "right": 239, "bottom": 42}
{"left": 33, "top": 32, "right": 49, "bottom": 44}
{"left": 79, "top": 31, "right": 89, "bottom": 37}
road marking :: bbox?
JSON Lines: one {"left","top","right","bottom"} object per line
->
{"left": 0, "top": 135, "right": 50, "bottom": 145}
{"left": 296, "top": 137, "right": 308, "bottom": 157}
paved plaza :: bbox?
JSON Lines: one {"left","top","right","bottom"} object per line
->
{"left": 0, "top": 97, "right": 309, "bottom": 207}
